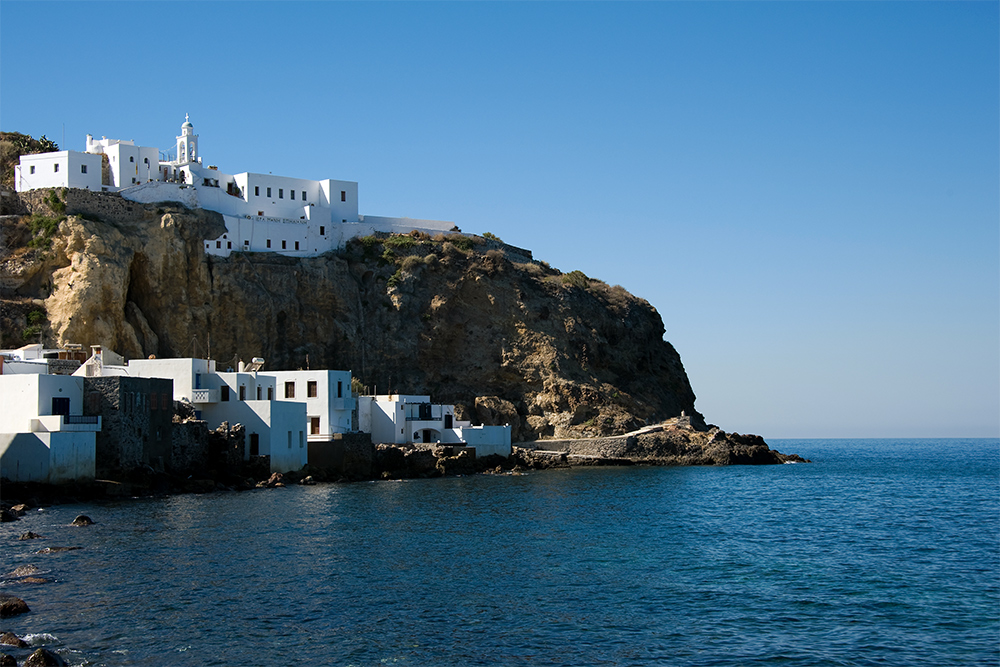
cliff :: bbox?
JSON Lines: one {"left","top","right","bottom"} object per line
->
{"left": 2, "top": 188, "right": 701, "bottom": 442}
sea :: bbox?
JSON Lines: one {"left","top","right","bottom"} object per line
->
{"left": 1, "top": 438, "right": 997, "bottom": 667}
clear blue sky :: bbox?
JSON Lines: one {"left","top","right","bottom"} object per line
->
{"left": 3, "top": 1, "right": 997, "bottom": 439}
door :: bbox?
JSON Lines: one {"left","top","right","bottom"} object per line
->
{"left": 250, "top": 433, "right": 259, "bottom": 456}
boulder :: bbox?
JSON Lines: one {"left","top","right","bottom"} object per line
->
{"left": 9, "top": 504, "right": 29, "bottom": 516}
{"left": 71, "top": 514, "right": 94, "bottom": 526}
{"left": 35, "top": 546, "right": 82, "bottom": 554}
{"left": 24, "top": 648, "right": 68, "bottom": 666}
{"left": 0, "top": 595, "right": 30, "bottom": 617}
{"left": 0, "top": 653, "right": 16, "bottom": 666}
{"left": 0, "top": 509, "right": 18, "bottom": 523}
{"left": 8, "top": 564, "right": 40, "bottom": 578}
{"left": 0, "top": 632, "right": 28, "bottom": 648}
{"left": 19, "top": 532, "right": 43, "bottom": 540}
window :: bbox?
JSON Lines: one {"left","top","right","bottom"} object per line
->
{"left": 266, "top": 239, "right": 271, "bottom": 248}
{"left": 144, "top": 158, "right": 149, "bottom": 165}
{"left": 30, "top": 166, "right": 35, "bottom": 174}
{"left": 81, "top": 165, "right": 88, "bottom": 174}
{"left": 310, "top": 417, "right": 320, "bottom": 435}
{"left": 267, "top": 187, "right": 271, "bottom": 197}
{"left": 284, "top": 381, "right": 295, "bottom": 398}
{"left": 307, "top": 381, "right": 317, "bottom": 398}
{"left": 258, "top": 211, "right": 264, "bottom": 216}
{"left": 216, "top": 241, "right": 222, "bottom": 248}
{"left": 221, "top": 385, "right": 230, "bottom": 402}
{"left": 54, "top": 164, "right": 59, "bottom": 172}
{"left": 320, "top": 226, "right": 325, "bottom": 236}
{"left": 288, "top": 432, "right": 292, "bottom": 449}
{"left": 129, "top": 156, "right": 134, "bottom": 163}
{"left": 302, "top": 191, "right": 307, "bottom": 202}
{"left": 150, "top": 392, "right": 157, "bottom": 410}
{"left": 227, "top": 241, "right": 232, "bottom": 249}
{"left": 162, "top": 393, "right": 170, "bottom": 410}
{"left": 244, "top": 240, "right": 249, "bottom": 246}
{"left": 337, "top": 380, "right": 343, "bottom": 398}
{"left": 239, "top": 385, "right": 246, "bottom": 401}
{"left": 295, "top": 241, "right": 299, "bottom": 250}
{"left": 132, "top": 177, "right": 136, "bottom": 184}
{"left": 341, "top": 190, "right": 346, "bottom": 202}
{"left": 278, "top": 188, "right": 283, "bottom": 199}
{"left": 256, "top": 386, "right": 262, "bottom": 400}
{"left": 282, "top": 240, "right": 287, "bottom": 249}
{"left": 290, "top": 190, "right": 295, "bottom": 200}
{"left": 255, "top": 186, "right": 259, "bottom": 196}
{"left": 267, "top": 387, "right": 273, "bottom": 400}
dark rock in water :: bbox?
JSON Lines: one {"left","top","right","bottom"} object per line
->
{"left": 71, "top": 514, "right": 94, "bottom": 526}
{"left": 9, "top": 504, "right": 30, "bottom": 516}
{"left": 0, "top": 632, "right": 28, "bottom": 648}
{"left": 299, "top": 475, "right": 316, "bottom": 485}
{"left": 0, "top": 595, "right": 30, "bottom": 617}
{"left": 8, "top": 564, "right": 41, "bottom": 578}
{"left": 0, "top": 653, "right": 16, "bottom": 666}
{"left": 0, "top": 509, "right": 18, "bottom": 523}
{"left": 35, "top": 546, "right": 82, "bottom": 554}
{"left": 19, "top": 531, "right": 43, "bottom": 540}
{"left": 17, "top": 577, "right": 51, "bottom": 584}
{"left": 24, "top": 648, "right": 68, "bottom": 666}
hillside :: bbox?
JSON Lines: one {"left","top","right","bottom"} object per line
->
{"left": 2, "top": 187, "right": 704, "bottom": 442}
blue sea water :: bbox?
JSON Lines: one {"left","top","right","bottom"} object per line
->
{"left": 1, "top": 438, "right": 997, "bottom": 666}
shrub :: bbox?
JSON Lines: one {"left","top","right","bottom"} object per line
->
{"left": 423, "top": 253, "right": 439, "bottom": 268}
{"left": 27, "top": 309, "right": 45, "bottom": 325}
{"left": 400, "top": 255, "right": 423, "bottom": 272}
{"left": 46, "top": 189, "right": 66, "bottom": 214}
{"left": 482, "top": 231, "right": 502, "bottom": 243}
{"left": 386, "top": 269, "right": 403, "bottom": 289}
{"left": 561, "top": 270, "right": 590, "bottom": 289}
{"left": 380, "top": 248, "right": 396, "bottom": 265}
{"left": 384, "top": 235, "right": 416, "bottom": 250}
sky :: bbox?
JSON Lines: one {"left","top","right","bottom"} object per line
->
{"left": 2, "top": 1, "right": 997, "bottom": 439}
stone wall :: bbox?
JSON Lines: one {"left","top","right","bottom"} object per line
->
{"left": 171, "top": 419, "right": 210, "bottom": 474}
{"left": 83, "top": 376, "right": 173, "bottom": 476}
{"left": 307, "top": 432, "right": 373, "bottom": 480}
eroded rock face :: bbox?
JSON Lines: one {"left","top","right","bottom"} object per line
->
{"left": 5, "top": 189, "right": 703, "bottom": 441}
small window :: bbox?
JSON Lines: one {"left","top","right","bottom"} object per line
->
{"left": 150, "top": 392, "right": 157, "bottom": 410}
{"left": 30, "top": 166, "right": 35, "bottom": 174}
{"left": 54, "top": 163, "right": 59, "bottom": 172}
{"left": 244, "top": 239, "right": 249, "bottom": 246}
{"left": 266, "top": 239, "right": 271, "bottom": 248}
{"left": 221, "top": 385, "right": 230, "bottom": 402}
{"left": 81, "top": 165, "right": 88, "bottom": 174}
{"left": 255, "top": 186, "right": 260, "bottom": 196}
{"left": 239, "top": 385, "right": 246, "bottom": 401}
{"left": 216, "top": 241, "right": 222, "bottom": 248}
{"left": 288, "top": 432, "right": 292, "bottom": 449}
{"left": 290, "top": 190, "right": 295, "bottom": 200}
{"left": 227, "top": 241, "right": 232, "bottom": 249}
{"left": 278, "top": 188, "right": 283, "bottom": 199}
{"left": 337, "top": 380, "right": 343, "bottom": 398}
{"left": 320, "top": 226, "right": 325, "bottom": 236}
{"left": 130, "top": 156, "right": 134, "bottom": 163}
{"left": 256, "top": 386, "right": 262, "bottom": 400}
{"left": 302, "top": 191, "right": 307, "bottom": 202}
{"left": 267, "top": 187, "right": 271, "bottom": 197}
{"left": 310, "top": 417, "right": 320, "bottom": 435}
{"left": 144, "top": 157, "right": 149, "bottom": 165}
{"left": 307, "top": 381, "right": 317, "bottom": 398}
{"left": 282, "top": 240, "right": 287, "bottom": 249}
{"left": 132, "top": 177, "right": 136, "bottom": 183}
{"left": 285, "top": 381, "right": 295, "bottom": 399}
{"left": 267, "top": 387, "right": 273, "bottom": 400}
{"left": 341, "top": 190, "right": 346, "bottom": 202}
{"left": 294, "top": 241, "right": 299, "bottom": 250}
{"left": 258, "top": 211, "right": 264, "bottom": 216}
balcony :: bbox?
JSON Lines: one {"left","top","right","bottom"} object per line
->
{"left": 32, "top": 415, "right": 101, "bottom": 433}
{"left": 191, "top": 388, "right": 220, "bottom": 403}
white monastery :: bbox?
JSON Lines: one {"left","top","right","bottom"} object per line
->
{"left": 14, "top": 116, "right": 456, "bottom": 257}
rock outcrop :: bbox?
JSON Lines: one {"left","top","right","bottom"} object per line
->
{"left": 3, "top": 188, "right": 704, "bottom": 442}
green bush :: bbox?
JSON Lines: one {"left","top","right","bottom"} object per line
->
{"left": 482, "top": 231, "right": 502, "bottom": 243}
{"left": 386, "top": 269, "right": 403, "bottom": 289}
{"left": 21, "top": 324, "right": 41, "bottom": 340}
{"left": 561, "top": 270, "right": 590, "bottom": 289}
{"left": 46, "top": 189, "right": 66, "bottom": 214}
{"left": 400, "top": 254, "right": 423, "bottom": 272}
{"left": 27, "top": 309, "right": 45, "bottom": 325}
{"left": 384, "top": 235, "right": 415, "bottom": 250}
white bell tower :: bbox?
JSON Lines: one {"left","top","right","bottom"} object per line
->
{"left": 176, "top": 114, "right": 199, "bottom": 164}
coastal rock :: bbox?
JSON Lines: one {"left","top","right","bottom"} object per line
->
{"left": 0, "top": 595, "right": 30, "bottom": 617}
{"left": 19, "top": 532, "right": 42, "bottom": 540}
{"left": 7, "top": 565, "right": 41, "bottom": 578}
{"left": 0, "top": 653, "right": 15, "bottom": 666}
{"left": 0, "top": 509, "right": 17, "bottom": 523}
{"left": 9, "top": 504, "right": 30, "bottom": 516}
{"left": 35, "top": 547, "right": 82, "bottom": 554}
{"left": 70, "top": 514, "right": 94, "bottom": 526}
{"left": 24, "top": 648, "right": 68, "bottom": 666}
{"left": 0, "top": 632, "right": 29, "bottom": 648}
{"left": 2, "top": 189, "right": 702, "bottom": 442}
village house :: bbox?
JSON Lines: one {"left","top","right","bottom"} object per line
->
{"left": 14, "top": 116, "right": 456, "bottom": 258}
{"left": 0, "top": 373, "right": 100, "bottom": 483}
{"left": 357, "top": 394, "right": 512, "bottom": 458}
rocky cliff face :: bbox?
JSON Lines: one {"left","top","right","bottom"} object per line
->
{"left": 2, "top": 189, "right": 703, "bottom": 441}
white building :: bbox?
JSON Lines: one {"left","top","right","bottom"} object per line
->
{"left": 15, "top": 116, "right": 456, "bottom": 257}
{"left": 77, "top": 352, "right": 355, "bottom": 473}
{"left": 1, "top": 343, "right": 88, "bottom": 375}
{"left": 0, "top": 374, "right": 99, "bottom": 483}
{"left": 358, "top": 394, "right": 511, "bottom": 458}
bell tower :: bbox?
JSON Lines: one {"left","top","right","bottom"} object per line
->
{"left": 176, "top": 114, "right": 199, "bottom": 164}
